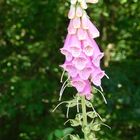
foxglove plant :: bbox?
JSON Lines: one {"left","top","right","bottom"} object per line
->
{"left": 53, "top": 0, "right": 110, "bottom": 140}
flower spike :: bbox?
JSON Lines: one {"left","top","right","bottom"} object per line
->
{"left": 58, "top": 0, "right": 110, "bottom": 139}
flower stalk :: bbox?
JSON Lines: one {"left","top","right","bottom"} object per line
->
{"left": 81, "top": 96, "right": 88, "bottom": 140}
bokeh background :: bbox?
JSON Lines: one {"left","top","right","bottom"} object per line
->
{"left": 0, "top": 0, "right": 140, "bottom": 140}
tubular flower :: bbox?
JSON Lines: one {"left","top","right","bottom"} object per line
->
{"left": 60, "top": 0, "right": 108, "bottom": 100}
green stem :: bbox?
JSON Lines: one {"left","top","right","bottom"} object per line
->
{"left": 81, "top": 96, "right": 88, "bottom": 140}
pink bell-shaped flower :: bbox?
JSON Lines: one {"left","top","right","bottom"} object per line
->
{"left": 90, "top": 39, "right": 104, "bottom": 67}
{"left": 71, "top": 76, "right": 86, "bottom": 92}
{"left": 78, "top": 62, "right": 93, "bottom": 80}
{"left": 72, "top": 53, "right": 88, "bottom": 70}
{"left": 61, "top": 62, "right": 78, "bottom": 78}
{"left": 69, "top": 35, "right": 82, "bottom": 57}
{"left": 60, "top": 0, "right": 108, "bottom": 100}
{"left": 80, "top": 80, "right": 92, "bottom": 100}
{"left": 91, "top": 68, "right": 105, "bottom": 87}
{"left": 87, "top": 18, "right": 100, "bottom": 38}
{"left": 82, "top": 33, "right": 94, "bottom": 56}
{"left": 60, "top": 34, "right": 73, "bottom": 61}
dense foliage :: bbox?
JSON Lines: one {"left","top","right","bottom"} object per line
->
{"left": 0, "top": 0, "right": 140, "bottom": 140}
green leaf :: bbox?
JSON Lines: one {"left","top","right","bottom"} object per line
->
{"left": 63, "top": 127, "right": 74, "bottom": 136}
{"left": 54, "top": 129, "right": 64, "bottom": 138}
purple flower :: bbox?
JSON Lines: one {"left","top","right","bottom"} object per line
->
{"left": 60, "top": 0, "right": 107, "bottom": 100}
{"left": 71, "top": 76, "right": 87, "bottom": 92}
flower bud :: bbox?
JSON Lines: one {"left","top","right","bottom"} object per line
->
{"left": 80, "top": 0, "right": 88, "bottom": 9}
{"left": 68, "top": 20, "right": 77, "bottom": 34}
{"left": 78, "top": 0, "right": 82, "bottom": 2}
{"left": 86, "top": 0, "right": 98, "bottom": 4}
{"left": 76, "top": 5, "right": 83, "bottom": 17}
{"left": 68, "top": 5, "right": 76, "bottom": 19}
{"left": 73, "top": 17, "right": 81, "bottom": 29}
{"left": 71, "top": 0, "right": 77, "bottom": 5}
{"left": 81, "top": 11, "right": 89, "bottom": 29}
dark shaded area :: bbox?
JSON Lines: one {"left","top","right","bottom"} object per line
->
{"left": 0, "top": 0, "right": 140, "bottom": 140}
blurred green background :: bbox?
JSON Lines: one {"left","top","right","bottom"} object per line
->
{"left": 0, "top": 0, "right": 140, "bottom": 140}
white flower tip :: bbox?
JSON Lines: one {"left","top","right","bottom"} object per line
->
{"left": 80, "top": 0, "right": 88, "bottom": 9}
{"left": 71, "top": 0, "right": 77, "bottom": 5}
{"left": 86, "top": 0, "right": 99, "bottom": 4}
{"left": 78, "top": 0, "right": 82, "bottom": 2}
